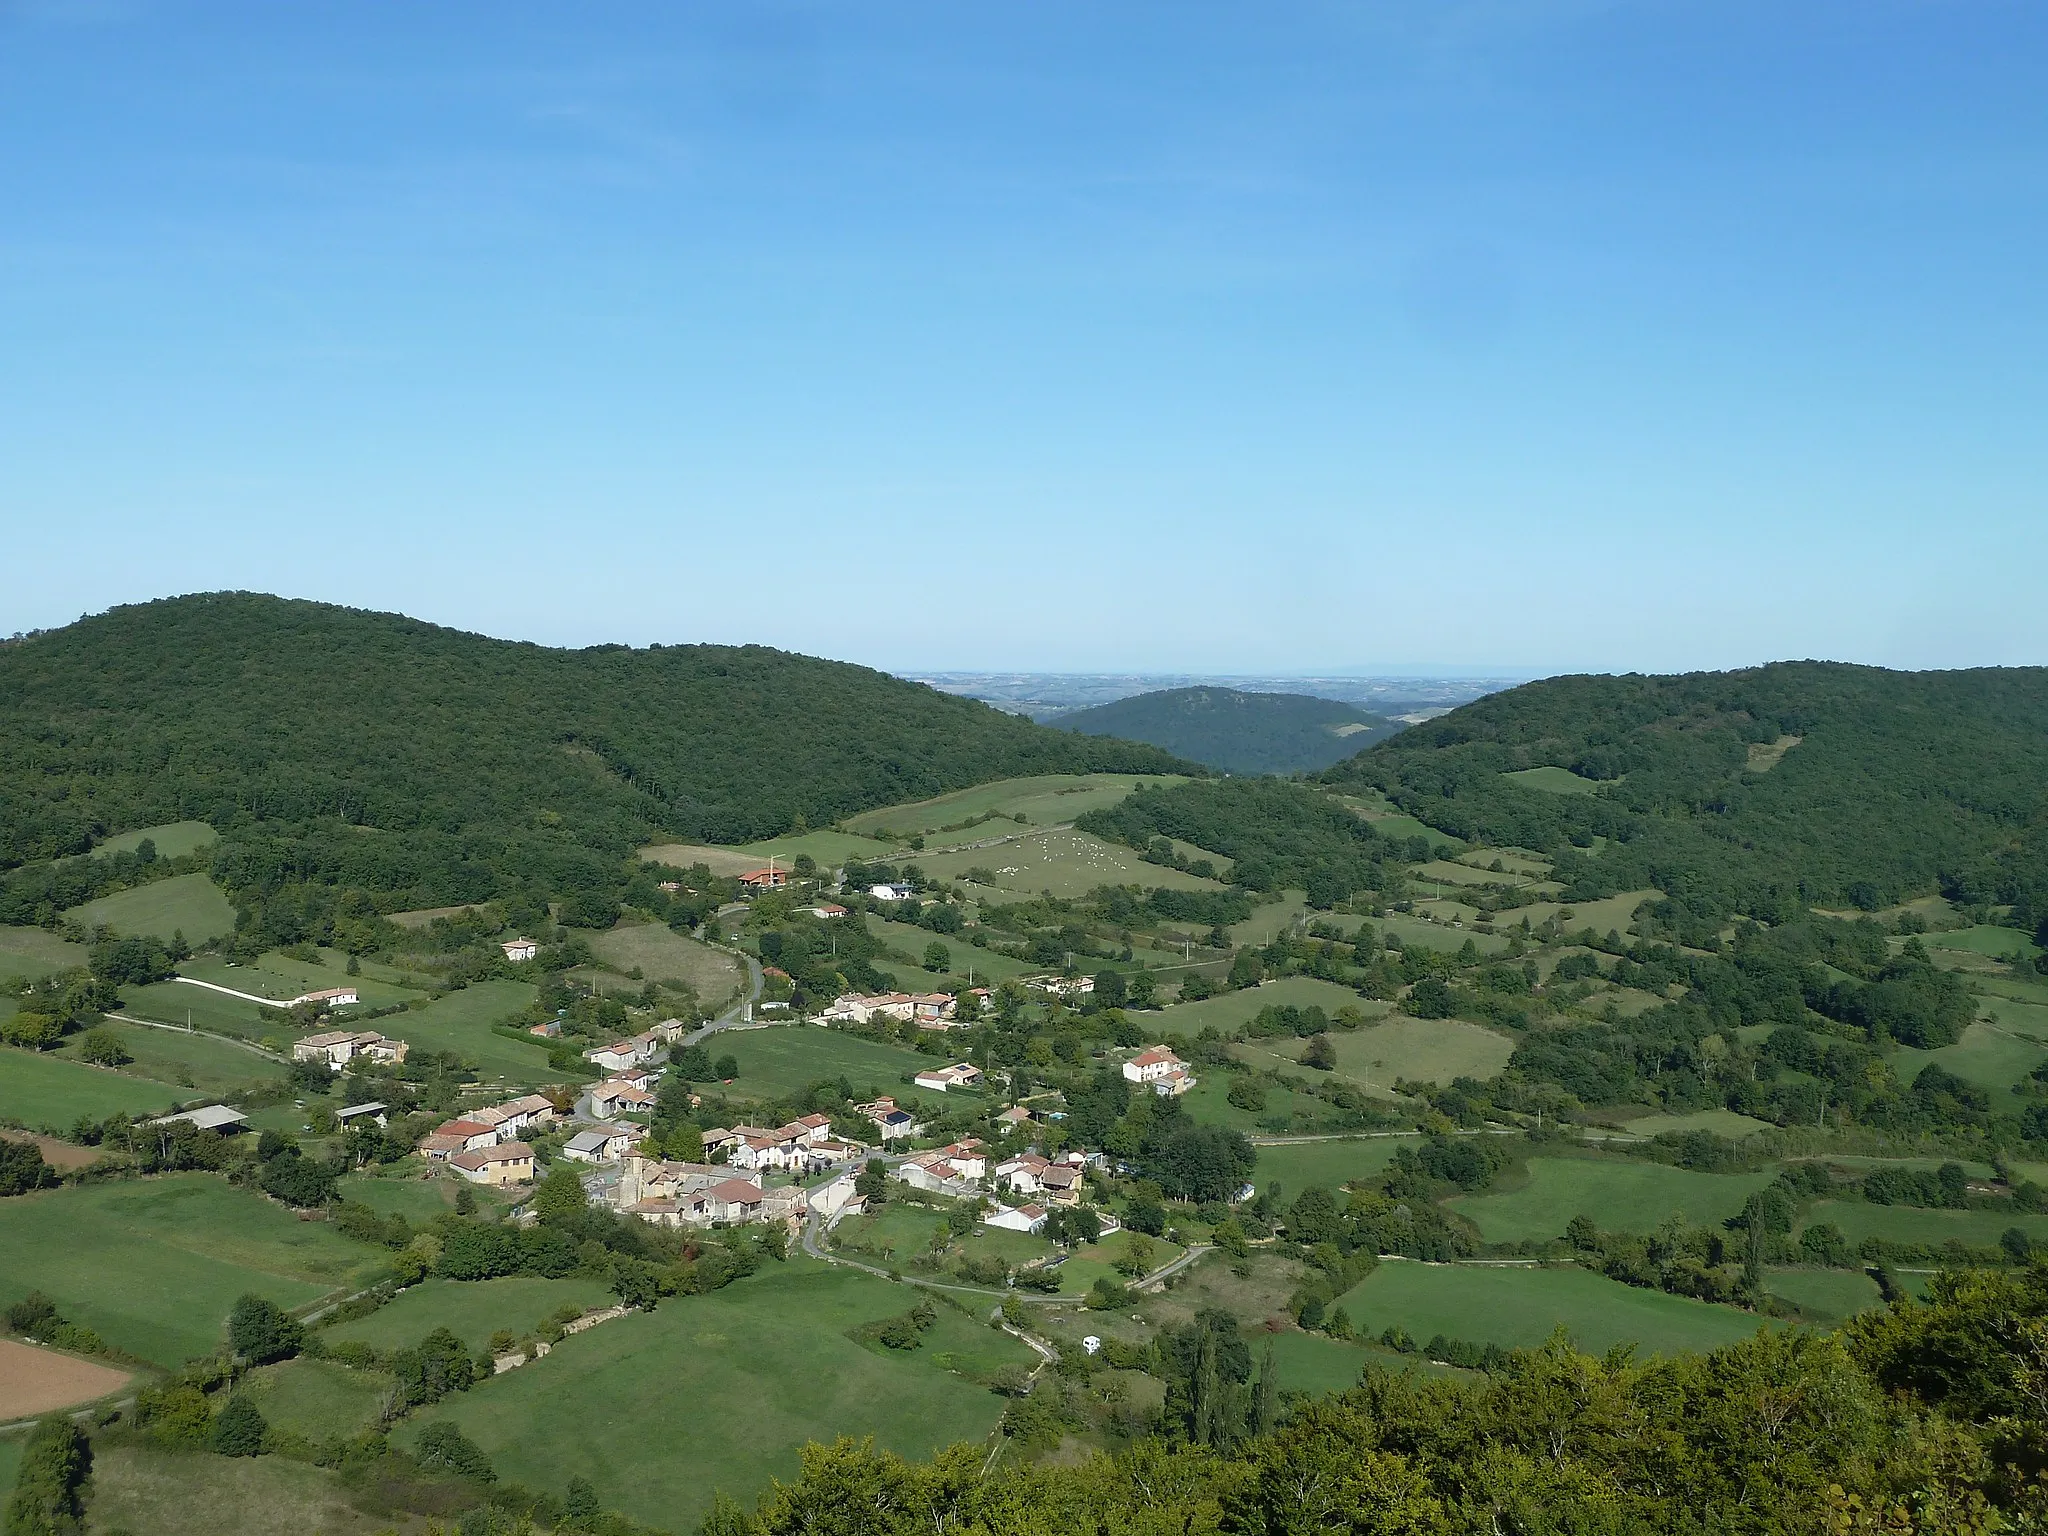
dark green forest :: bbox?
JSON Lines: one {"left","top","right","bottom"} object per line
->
{"left": 1327, "top": 662, "right": 2048, "bottom": 930}
{"left": 0, "top": 594, "right": 1183, "bottom": 915}
{"left": 1062, "top": 686, "right": 1397, "bottom": 775}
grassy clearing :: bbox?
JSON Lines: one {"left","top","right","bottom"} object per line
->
{"left": 54, "top": 1019, "right": 283, "bottom": 1097}
{"left": 0, "top": 1175, "right": 385, "bottom": 1366}
{"left": 1925, "top": 924, "right": 2042, "bottom": 961}
{"left": 118, "top": 978, "right": 279, "bottom": 1043}
{"left": 79, "top": 1441, "right": 399, "bottom": 1536}
{"left": 0, "top": 925, "right": 89, "bottom": 982}
{"left": 1375, "top": 913, "right": 1512, "bottom": 956}
{"left": 1258, "top": 1330, "right": 1469, "bottom": 1394}
{"left": 0, "top": 1437, "right": 19, "bottom": 1508}
{"left": 863, "top": 918, "right": 1037, "bottom": 985}
{"left": 717, "top": 1026, "right": 962, "bottom": 1108}
{"left": 0, "top": 1045, "right": 186, "bottom": 1129}
{"left": 1448, "top": 1157, "right": 1777, "bottom": 1244}
{"left": 1976, "top": 994, "right": 2048, "bottom": 1043}
{"left": 66, "top": 872, "right": 236, "bottom": 943}
{"left": 920, "top": 829, "right": 1225, "bottom": 901}
{"left": 403, "top": 1259, "right": 1029, "bottom": 1528}
{"left": 843, "top": 774, "right": 1180, "bottom": 839}
{"left": 92, "top": 820, "right": 219, "bottom": 859}
{"left": 1252, "top": 1136, "right": 1417, "bottom": 1193}
{"left": 381, "top": 981, "right": 549, "bottom": 1083}
{"left": 1501, "top": 766, "right": 1605, "bottom": 795}
{"left": 239, "top": 1356, "right": 395, "bottom": 1440}
{"left": 324, "top": 1276, "right": 616, "bottom": 1354}
{"left": 1149, "top": 976, "right": 1368, "bottom": 1036}
{"left": 1893, "top": 1022, "right": 2047, "bottom": 1096}
{"left": 832, "top": 1204, "right": 947, "bottom": 1264}
{"left": 175, "top": 954, "right": 416, "bottom": 1009}
{"left": 336, "top": 1168, "right": 476, "bottom": 1224}
{"left": 744, "top": 829, "right": 900, "bottom": 866}
{"left": 1331, "top": 1017, "right": 1513, "bottom": 1087}
{"left": 1178, "top": 1072, "right": 1327, "bottom": 1135}
{"left": 1765, "top": 1267, "right": 1885, "bottom": 1322}
{"left": 1797, "top": 1199, "right": 2048, "bottom": 1249}
{"left": 1228, "top": 893, "right": 1310, "bottom": 948}
{"left": 590, "top": 922, "right": 744, "bottom": 1003}
{"left": 1336, "top": 1261, "right": 1764, "bottom": 1356}
{"left": 1615, "top": 1109, "right": 1776, "bottom": 1139}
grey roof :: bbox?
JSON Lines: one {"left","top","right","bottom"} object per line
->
{"left": 148, "top": 1105, "right": 248, "bottom": 1131}
{"left": 565, "top": 1129, "right": 621, "bottom": 1152}
{"left": 336, "top": 1102, "right": 388, "bottom": 1119}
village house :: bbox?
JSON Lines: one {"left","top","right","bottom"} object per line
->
{"left": 501, "top": 938, "right": 539, "bottom": 962}
{"left": 738, "top": 866, "right": 790, "bottom": 890}
{"left": 419, "top": 1118, "right": 500, "bottom": 1159}
{"left": 294, "top": 1030, "right": 407, "bottom": 1071}
{"left": 1024, "top": 975, "right": 1094, "bottom": 998}
{"left": 450, "top": 1141, "right": 535, "bottom": 1186}
{"left": 994, "top": 1105, "right": 1034, "bottom": 1134}
{"left": 852, "top": 1097, "right": 923, "bottom": 1141}
{"left": 983, "top": 1202, "right": 1048, "bottom": 1235}
{"left": 494, "top": 1094, "right": 559, "bottom": 1136}
{"left": 994, "top": 1151, "right": 1055, "bottom": 1194}
{"left": 893, "top": 1141, "right": 987, "bottom": 1195}
{"left": 563, "top": 1124, "right": 641, "bottom": 1164}
{"left": 806, "top": 902, "right": 849, "bottom": 919}
{"left": 293, "top": 986, "right": 360, "bottom": 1008}
{"left": 868, "top": 882, "right": 914, "bottom": 901}
{"left": 1122, "top": 1045, "right": 1195, "bottom": 1096}
{"left": 588, "top": 1080, "right": 657, "bottom": 1119}
{"left": 912, "top": 1062, "right": 983, "bottom": 1093}
{"left": 584, "top": 1037, "right": 656, "bottom": 1074}
{"left": 1037, "top": 1164, "right": 1084, "bottom": 1206}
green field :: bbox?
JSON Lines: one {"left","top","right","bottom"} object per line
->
{"left": 863, "top": 917, "right": 1037, "bottom": 986}
{"left": 1891, "top": 1022, "right": 2047, "bottom": 1096}
{"left": 717, "top": 1026, "right": 961, "bottom": 1107}
{"left": 1501, "top": 766, "right": 1605, "bottom": 796}
{"left": 402, "top": 1259, "right": 1031, "bottom": 1526}
{"left": 238, "top": 1356, "right": 395, "bottom": 1440}
{"left": 379, "top": 981, "right": 550, "bottom": 1083}
{"left": 324, "top": 1275, "right": 616, "bottom": 1354}
{"left": 831, "top": 1203, "right": 948, "bottom": 1264}
{"left": 55, "top": 1018, "right": 284, "bottom": 1096}
{"left": 843, "top": 774, "right": 1179, "bottom": 839}
{"left": 71, "top": 1441, "right": 397, "bottom": 1536}
{"left": 67, "top": 872, "right": 237, "bottom": 943}
{"left": 92, "top": 820, "right": 220, "bottom": 860}
{"left": 1150, "top": 976, "right": 1369, "bottom": 1036}
{"left": 336, "top": 1168, "right": 479, "bottom": 1224}
{"left": 1616, "top": 1109, "right": 1776, "bottom": 1139}
{"left": 0, "top": 1175, "right": 385, "bottom": 1366}
{"left": 0, "top": 1435, "right": 19, "bottom": 1509}
{"left": 1375, "top": 913, "right": 1513, "bottom": 957}
{"left": 1335, "top": 1262, "right": 1765, "bottom": 1356}
{"left": 1765, "top": 1267, "right": 1885, "bottom": 1322}
{"left": 590, "top": 921, "right": 744, "bottom": 1003}
{"left": 1796, "top": 1199, "right": 2048, "bottom": 1250}
{"left": 1177, "top": 1071, "right": 1327, "bottom": 1134}
{"left": 178, "top": 952, "right": 419, "bottom": 1009}
{"left": 1227, "top": 893, "right": 1310, "bottom": 948}
{"left": 1056, "top": 1235, "right": 1185, "bottom": 1295}
{"left": 1330, "top": 1017, "right": 1513, "bottom": 1087}
{"left": 0, "top": 925, "right": 89, "bottom": 982}
{"left": 1976, "top": 993, "right": 2048, "bottom": 1042}
{"left": 0, "top": 1044, "right": 187, "bottom": 1129}
{"left": 1260, "top": 1330, "right": 1446, "bottom": 1395}
{"left": 1924, "top": 924, "right": 2041, "bottom": 961}
{"left": 918, "top": 828, "right": 1226, "bottom": 900}
{"left": 1251, "top": 1136, "right": 1416, "bottom": 1194}
{"left": 1448, "top": 1157, "right": 1778, "bottom": 1244}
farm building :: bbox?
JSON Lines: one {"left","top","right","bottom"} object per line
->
{"left": 738, "top": 866, "right": 790, "bottom": 890}
{"left": 984, "top": 1203, "right": 1048, "bottom": 1234}
{"left": 913, "top": 1062, "right": 983, "bottom": 1093}
{"left": 292, "top": 985, "right": 360, "bottom": 1008}
{"left": 335, "top": 1102, "right": 388, "bottom": 1128}
{"left": 450, "top": 1141, "right": 535, "bottom": 1186}
{"left": 146, "top": 1104, "right": 247, "bottom": 1133}
{"left": 563, "top": 1124, "right": 641, "bottom": 1163}
{"left": 294, "top": 1030, "right": 407, "bottom": 1071}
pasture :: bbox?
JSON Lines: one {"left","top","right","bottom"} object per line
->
{"left": 715, "top": 1025, "right": 962, "bottom": 1107}
{"left": 1178, "top": 1072, "right": 1328, "bottom": 1135}
{"left": 178, "top": 953, "right": 417, "bottom": 1009}
{"left": 1228, "top": 894, "right": 1310, "bottom": 948}
{"left": 842, "top": 773, "right": 1179, "bottom": 839}
{"left": 1796, "top": 1199, "right": 2048, "bottom": 1250}
{"left": 0, "top": 925, "right": 89, "bottom": 982}
{"left": 1765, "top": 1268, "right": 1885, "bottom": 1322}
{"left": 1257, "top": 1330, "right": 1469, "bottom": 1395}
{"left": 831, "top": 1204, "right": 947, "bottom": 1265}
{"left": 76, "top": 1442, "right": 399, "bottom": 1536}
{"left": 92, "top": 820, "right": 219, "bottom": 860}
{"left": 863, "top": 917, "right": 1037, "bottom": 985}
{"left": 0, "top": 1336, "right": 130, "bottom": 1420}
{"left": 1376, "top": 913, "right": 1512, "bottom": 956}
{"left": 402, "top": 1259, "right": 1031, "bottom": 1528}
{"left": 1150, "top": 976, "right": 1369, "bottom": 1036}
{"left": 337, "top": 1169, "right": 480, "bottom": 1224}
{"left": 918, "top": 828, "right": 1226, "bottom": 900}
{"left": 1977, "top": 993, "right": 2048, "bottom": 1042}
{"left": 237, "top": 1357, "right": 394, "bottom": 1441}
{"left": 1447, "top": 1156, "right": 1778, "bottom": 1244}
{"left": 380, "top": 981, "right": 550, "bottom": 1083}
{"left": 1056, "top": 1235, "right": 1186, "bottom": 1296}
{"left": 0, "top": 1175, "right": 384, "bottom": 1366}
{"left": 0, "top": 1045, "right": 186, "bottom": 1129}
{"left": 67, "top": 872, "right": 237, "bottom": 943}
{"left": 590, "top": 921, "right": 744, "bottom": 1003}
{"left": 1335, "top": 1261, "right": 1764, "bottom": 1356}
{"left": 323, "top": 1276, "right": 615, "bottom": 1354}
{"left": 1616, "top": 1109, "right": 1776, "bottom": 1139}
{"left": 1924, "top": 924, "right": 2041, "bottom": 961}
{"left": 1251, "top": 1136, "right": 1417, "bottom": 1194}
{"left": 1329, "top": 1017, "right": 1513, "bottom": 1088}
{"left": 1892, "top": 1022, "right": 2047, "bottom": 1096}
{"left": 119, "top": 978, "right": 274, "bottom": 1039}
{"left": 742, "top": 829, "right": 898, "bottom": 866}
{"left": 55, "top": 1019, "right": 283, "bottom": 1097}
{"left": 1501, "top": 766, "right": 1605, "bottom": 795}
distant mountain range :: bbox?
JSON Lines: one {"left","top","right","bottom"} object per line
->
{"left": 1059, "top": 686, "right": 1402, "bottom": 775}
{"left": 910, "top": 671, "right": 1522, "bottom": 723}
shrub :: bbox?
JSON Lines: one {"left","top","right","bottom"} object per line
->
{"left": 0, "top": 1139, "right": 59, "bottom": 1197}
{"left": 413, "top": 1421, "right": 496, "bottom": 1482}
{"left": 210, "top": 1395, "right": 268, "bottom": 1457}
{"left": 228, "top": 1293, "right": 305, "bottom": 1364}
{"left": 4, "top": 1416, "right": 92, "bottom": 1534}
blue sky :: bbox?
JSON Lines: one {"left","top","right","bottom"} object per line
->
{"left": 3, "top": 1, "right": 2043, "bottom": 674}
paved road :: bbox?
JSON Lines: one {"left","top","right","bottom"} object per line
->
{"left": 681, "top": 934, "right": 767, "bottom": 1047}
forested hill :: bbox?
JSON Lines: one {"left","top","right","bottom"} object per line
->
{"left": 1061, "top": 686, "right": 1397, "bottom": 775}
{"left": 0, "top": 592, "right": 1183, "bottom": 889}
{"left": 1326, "top": 661, "right": 2048, "bottom": 928}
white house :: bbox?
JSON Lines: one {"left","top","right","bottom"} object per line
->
{"left": 869, "top": 883, "right": 914, "bottom": 901}
{"left": 1122, "top": 1046, "right": 1195, "bottom": 1096}
{"left": 584, "top": 1038, "right": 653, "bottom": 1074}
{"left": 563, "top": 1124, "right": 641, "bottom": 1164}
{"left": 291, "top": 986, "right": 360, "bottom": 1008}
{"left": 854, "top": 1098, "right": 922, "bottom": 1141}
{"left": 912, "top": 1062, "right": 984, "bottom": 1093}
{"left": 984, "top": 1202, "right": 1048, "bottom": 1235}
{"left": 501, "top": 938, "right": 540, "bottom": 963}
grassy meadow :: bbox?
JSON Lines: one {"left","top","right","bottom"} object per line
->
{"left": 1501, "top": 766, "right": 1605, "bottom": 795}
{"left": 1149, "top": 976, "right": 1367, "bottom": 1035}
{"left": 381, "top": 981, "right": 548, "bottom": 1082}
{"left": 119, "top": 978, "right": 277, "bottom": 1038}
{"left": 402, "top": 1259, "right": 1030, "bottom": 1528}
{"left": 1329, "top": 1017, "right": 1513, "bottom": 1087}
{"left": 67, "top": 872, "right": 237, "bottom": 942}
{"left": 0, "top": 1044, "right": 187, "bottom": 1129}
{"left": 862, "top": 917, "right": 1038, "bottom": 985}
{"left": 919, "top": 828, "right": 1226, "bottom": 901}
{"left": 1251, "top": 1136, "right": 1417, "bottom": 1193}
{"left": 76, "top": 1442, "right": 399, "bottom": 1536}
{"left": 842, "top": 774, "right": 1181, "bottom": 839}
{"left": 1765, "top": 1267, "right": 1886, "bottom": 1322}
{"left": 1447, "top": 1157, "right": 1778, "bottom": 1244}
{"left": 1796, "top": 1199, "right": 2048, "bottom": 1250}
{"left": 1891, "top": 1022, "right": 2047, "bottom": 1097}
{"left": 0, "top": 925, "right": 89, "bottom": 982}
{"left": 1375, "top": 913, "right": 1514, "bottom": 956}
{"left": 715, "top": 1025, "right": 963, "bottom": 1107}
{"left": 54, "top": 1018, "right": 284, "bottom": 1097}
{"left": 590, "top": 921, "right": 744, "bottom": 1001}
{"left": 1615, "top": 1109, "right": 1777, "bottom": 1139}
{"left": 0, "top": 1175, "right": 385, "bottom": 1366}
{"left": 91, "top": 820, "right": 220, "bottom": 859}
{"left": 323, "top": 1276, "right": 616, "bottom": 1354}
{"left": 238, "top": 1356, "right": 395, "bottom": 1440}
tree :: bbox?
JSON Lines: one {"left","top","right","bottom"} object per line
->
{"left": 414, "top": 1421, "right": 496, "bottom": 1482}
{"left": 922, "top": 942, "right": 951, "bottom": 973}
{"left": 1093, "top": 969, "right": 1128, "bottom": 1008}
{"left": 1406, "top": 977, "right": 1456, "bottom": 1019}
{"left": 0, "top": 1141, "right": 58, "bottom": 1197}
{"left": 715, "top": 1054, "right": 739, "bottom": 1081}
{"left": 74, "top": 1028, "right": 130, "bottom": 1067}
{"left": 1300, "top": 1034, "right": 1336, "bottom": 1071}
{"left": 565, "top": 1475, "right": 602, "bottom": 1527}
{"left": 664, "top": 1121, "right": 706, "bottom": 1163}
{"left": 209, "top": 1396, "right": 268, "bottom": 1457}
{"left": 4, "top": 1416, "right": 91, "bottom": 1536}
{"left": 533, "top": 1163, "right": 587, "bottom": 1225}
{"left": 855, "top": 1158, "right": 889, "bottom": 1207}
{"left": 1226, "top": 1077, "right": 1267, "bottom": 1112}
{"left": 454, "top": 1182, "right": 477, "bottom": 1215}
{"left": 227, "top": 1295, "right": 303, "bottom": 1365}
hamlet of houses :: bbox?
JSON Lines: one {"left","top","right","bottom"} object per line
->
{"left": 294, "top": 1030, "right": 408, "bottom": 1071}
{"left": 819, "top": 990, "right": 987, "bottom": 1029}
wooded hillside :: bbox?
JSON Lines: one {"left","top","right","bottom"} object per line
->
{"left": 1062, "top": 686, "right": 1396, "bottom": 775}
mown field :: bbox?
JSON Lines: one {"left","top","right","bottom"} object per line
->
{"left": 1176, "top": 1072, "right": 1327, "bottom": 1135}
{"left": 401, "top": 1259, "right": 1031, "bottom": 1528}
{"left": 0, "top": 924, "right": 89, "bottom": 982}
{"left": 1335, "top": 1261, "right": 1766, "bottom": 1356}
{"left": 1374, "top": 913, "right": 1513, "bottom": 956}
{"left": 91, "top": 819, "right": 219, "bottom": 859}
{"left": 843, "top": 774, "right": 1182, "bottom": 839}
{"left": 715, "top": 1025, "right": 962, "bottom": 1107}
{"left": 238, "top": 1356, "right": 395, "bottom": 1441}
{"left": 1891, "top": 1021, "right": 2047, "bottom": 1096}
{"left": 336, "top": 1168, "right": 483, "bottom": 1224}
{"left": 379, "top": 981, "right": 550, "bottom": 1083}
{"left": 57, "top": 1018, "right": 288, "bottom": 1097}
{"left": 1446, "top": 1157, "right": 1778, "bottom": 1245}
{"left": 1764, "top": 1267, "right": 1886, "bottom": 1322}
{"left": 1226, "top": 894, "right": 1310, "bottom": 948}
{"left": 0, "top": 1044, "right": 186, "bottom": 1129}
{"left": 323, "top": 1276, "right": 616, "bottom": 1354}
{"left": 0, "top": 1175, "right": 385, "bottom": 1366}
{"left": 1924, "top": 924, "right": 2042, "bottom": 961}
{"left": 862, "top": 917, "right": 1038, "bottom": 985}
{"left": 1150, "top": 976, "right": 1367, "bottom": 1036}
{"left": 919, "top": 828, "right": 1226, "bottom": 901}
{"left": 178, "top": 952, "right": 417, "bottom": 1009}
{"left": 120, "top": 977, "right": 275, "bottom": 1038}
{"left": 1251, "top": 1136, "right": 1416, "bottom": 1193}
{"left": 1615, "top": 1109, "right": 1776, "bottom": 1139}
{"left": 1796, "top": 1199, "right": 2048, "bottom": 1249}
{"left": 73, "top": 1441, "right": 401, "bottom": 1536}
{"left": 1328, "top": 1017, "right": 1513, "bottom": 1087}
{"left": 589, "top": 921, "right": 744, "bottom": 1003}
{"left": 66, "top": 872, "right": 237, "bottom": 942}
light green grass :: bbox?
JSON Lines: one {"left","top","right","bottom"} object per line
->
{"left": 1617, "top": 1109, "right": 1776, "bottom": 1139}
{"left": 238, "top": 1356, "right": 394, "bottom": 1440}
{"left": 0, "top": 1045, "right": 187, "bottom": 1129}
{"left": 743, "top": 829, "right": 900, "bottom": 865}
{"left": 1228, "top": 893, "right": 1310, "bottom": 948}
{"left": 92, "top": 821, "right": 219, "bottom": 860}
{"left": 1892, "top": 1022, "right": 2047, "bottom": 1097}
{"left": 336, "top": 1168, "right": 474, "bottom": 1224}
{"left": 1178, "top": 1072, "right": 1327, "bottom": 1134}
{"left": 843, "top": 774, "right": 1182, "bottom": 839}
{"left": 0, "top": 925, "right": 90, "bottom": 982}
{"left": 1765, "top": 1267, "right": 1885, "bottom": 1322}
{"left": 863, "top": 917, "right": 1038, "bottom": 985}
{"left": 1976, "top": 994, "right": 2048, "bottom": 1043}
{"left": 0, "top": 1175, "right": 385, "bottom": 1366}
{"left": 1252, "top": 1136, "right": 1416, "bottom": 1194}
{"left": 0, "top": 1438, "right": 18, "bottom": 1510}
{"left": 73, "top": 1441, "right": 398, "bottom": 1536}
{"left": 55, "top": 1019, "right": 284, "bottom": 1097}
{"left": 324, "top": 1275, "right": 616, "bottom": 1354}
{"left": 1335, "top": 1261, "right": 1764, "bottom": 1356}
{"left": 1332, "top": 1017, "right": 1513, "bottom": 1087}
{"left": 1259, "top": 1330, "right": 1462, "bottom": 1394}
{"left": 1925, "top": 924, "right": 2041, "bottom": 960}
{"left": 590, "top": 922, "right": 745, "bottom": 1003}
{"left": 716, "top": 1026, "right": 962, "bottom": 1108}
{"left": 1797, "top": 1199, "right": 2048, "bottom": 1250}
{"left": 1149, "top": 976, "right": 1369, "bottom": 1036}
{"left": 1056, "top": 1236, "right": 1185, "bottom": 1294}
{"left": 169, "top": 955, "right": 414, "bottom": 1010}
{"left": 118, "top": 978, "right": 275, "bottom": 1039}
{"left": 67, "top": 872, "right": 236, "bottom": 943}
{"left": 1448, "top": 1157, "right": 1777, "bottom": 1244}
{"left": 1375, "top": 913, "right": 1513, "bottom": 957}
{"left": 919, "top": 829, "right": 1225, "bottom": 900}
{"left": 1557, "top": 890, "right": 1664, "bottom": 940}
{"left": 381, "top": 981, "right": 550, "bottom": 1084}
{"left": 831, "top": 1203, "right": 948, "bottom": 1264}
{"left": 1502, "top": 766, "right": 1605, "bottom": 795}
{"left": 403, "top": 1258, "right": 1029, "bottom": 1527}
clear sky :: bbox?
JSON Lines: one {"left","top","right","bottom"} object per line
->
{"left": 3, "top": 1, "right": 2043, "bottom": 675}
